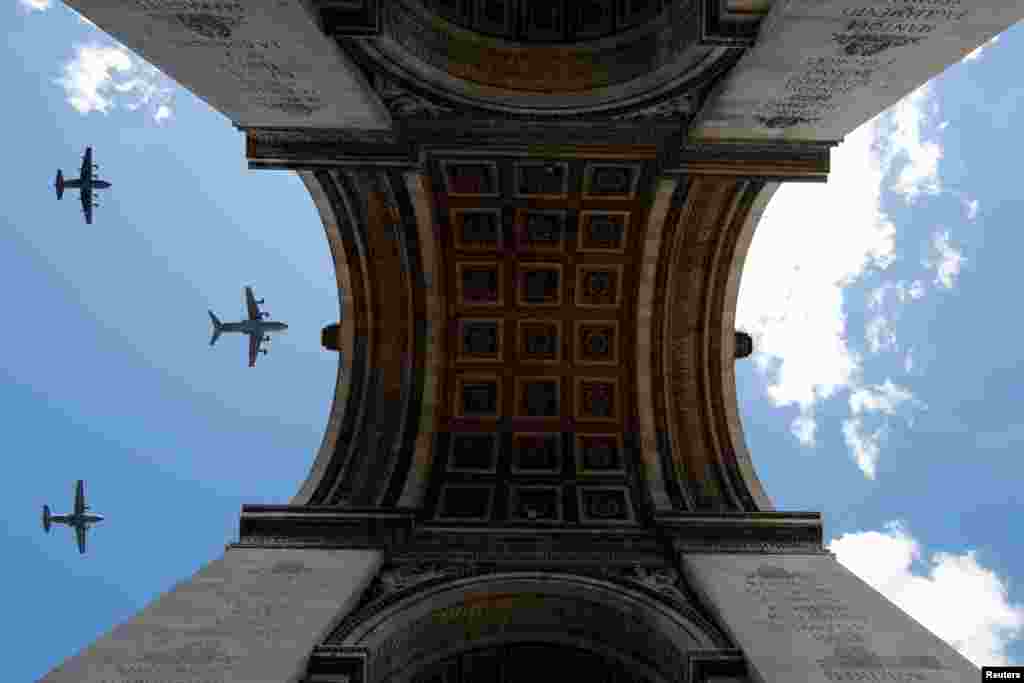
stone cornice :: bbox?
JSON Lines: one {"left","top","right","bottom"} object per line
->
{"left": 656, "top": 510, "right": 827, "bottom": 554}
{"left": 664, "top": 139, "right": 836, "bottom": 181}
{"left": 233, "top": 507, "right": 825, "bottom": 558}
{"left": 235, "top": 505, "right": 667, "bottom": 564}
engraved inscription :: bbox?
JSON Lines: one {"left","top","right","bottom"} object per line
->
{"left": 744, "top": 565, "right": 950, "bottom": 681}
{"left": 742, "top": 4, "right": 977, "bottom": 128}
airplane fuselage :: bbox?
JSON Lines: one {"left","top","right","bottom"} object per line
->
{"left": 62, "top": 178, "right": 111, "bottom": 191}
{"left": 221, "top": 320, "right": 289, "bottom": 335}
{"left": 49, "top": 513, "right": 104, "bottom": 528}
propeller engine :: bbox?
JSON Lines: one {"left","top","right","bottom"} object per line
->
{"left": 55, "top": 170, "right": 65, "bottom": 199}
{"left": 42, "top": 505, "right": 51, "bottom": 533}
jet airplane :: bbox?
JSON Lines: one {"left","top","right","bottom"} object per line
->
{"left": 209, "top": 286, "right": 288, "bottom": 367}
{"left": 55, "top": 147, "right": 111, "bottom": 225}
{"left": 42, "top": 480, "right": 104, "bottom": 555}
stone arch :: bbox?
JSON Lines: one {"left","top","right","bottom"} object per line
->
{"left": 317, "top": 571, "right": 733, "bottom": 683}
{"left": 652, "top": 176, "right": 777, "bottom": 512}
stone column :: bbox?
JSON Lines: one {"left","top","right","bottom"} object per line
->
{"left": 38, "top": 548, "right": 381, "bottom": 683}
{"left": 680, "top": 552, "right": 978, "bottom": 683}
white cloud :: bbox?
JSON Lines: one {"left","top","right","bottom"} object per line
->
{"left": 865, "top": 314, "right": 896, "bottom": 354}
{"left": 842, "top": 380, "right": 922, "bottom": 477}
{"left": 831, "top": 522, "right": 1024, "bottom": 667}
{"left": 56, "top": 44, "right": 175, "bottom": 123}
{"left": 791, "top": 414, "right": 817, "bottom": 445}
{"left": 963, "top": 34, "right": 1001, "bottom": 63}
{"left": 864, "top": 280, "right": 930, "bottom": 353}
{"left": 926, "top": 230, "right": 966, "bottom": 289}
{"left": 849, "top": 379, "right": 917, "bottom": 417}
{"left": 884, "top": 83, "right": 942, "bottom": 202}
{"left": 964, "top": 198, "right": 980, "bottom": 220}
{"left": 18, "top": 0, "right": 51, "bottom": 11}
{"left": 841, "top": 418, "right": 883, "bottom": 478}
{"left": 736, "top": 117, "right": 895, "bottom": 442}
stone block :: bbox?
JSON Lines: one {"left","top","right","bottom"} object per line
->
{"left": 38, "top": 548, "right": 381, "bottom": 683}
{"left": 681, "top": 553, "right": 979, "bottom": 683}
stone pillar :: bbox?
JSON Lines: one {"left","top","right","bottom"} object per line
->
{"left": 38, "top": 548, "right": 381, "bottom": 683}
{"left": 63, "top": 0, "right": 390, "bottom": 130}
{"left": 693, "top": 0, "right": 1022, "bottom": 143}
{"left": 680, "top": 553, "right": 978, "bottom": 683}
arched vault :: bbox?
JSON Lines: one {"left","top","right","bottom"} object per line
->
{"left": 287, "top": 159, "right": 818, "bottom": 517}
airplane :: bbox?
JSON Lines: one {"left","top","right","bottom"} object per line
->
{"left": 209, "top": 286, "right": 288, "bottom": 367}
{"left": 55, "top": 146, "right": 111, "bottom": 225}
{"left": 42, "top": 480, "right": 104, "bottom": 555}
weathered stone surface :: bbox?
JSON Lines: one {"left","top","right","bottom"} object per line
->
{"left": 693, "top": 0, "right": 1022, "bottom": 142}
{"left": 681, "top": 553, "right": 979, "bottom": 682}
{"left": 38, "top": 548, "right": 381, "bottom": 683}
{"left": 62, "top": 0, "right": 390, "bottom": 129}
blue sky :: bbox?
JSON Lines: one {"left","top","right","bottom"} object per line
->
{"left": 4, "top": 2, "right": 1023, "bottom": 680}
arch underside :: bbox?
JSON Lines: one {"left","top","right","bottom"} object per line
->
{"left": 292, "top": 159, "right": 777, "bottom": 517}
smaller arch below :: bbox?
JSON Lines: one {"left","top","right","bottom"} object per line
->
{"left": 321, "top": 572, "right": 732, "bottom": 683}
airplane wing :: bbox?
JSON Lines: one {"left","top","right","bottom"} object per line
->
{"left": 74, "top": 479, "right": 86, "bottom": 515}
{"left": 75, "top": 525, "right": 87, "bottom": 554}
{"left": 245, "top": 286, "right": 261, "bottom": 321}
{"left": 248, "top": 333, "right": 259, "bottom": 367}
{"left": 80, "top": 185, "right": 93, "bottom": 225}
{"left": 80, "top": 147, "right": 92, "bottom": 184}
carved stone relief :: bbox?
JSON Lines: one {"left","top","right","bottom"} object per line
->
{"left": 373, "top": 72, "right": 456, "bottom": 119}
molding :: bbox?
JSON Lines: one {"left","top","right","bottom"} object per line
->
{"left": 687, "top": 649, "right": 749, "bottom": 683}
{"left": 314, "top": 0, "right": 381, "bottom": 37}
{"left": 304, "top": 645, "right": 369, "bottom": 683}
{"left": 244, "top": 127, "right": 416, "bottom": 169}
{"left": 665, "top": 139, "right": 835, "bottom": 181}
{"left": 656, "top": 511, "right": 827, "bottom": 554}
{"left": 234, "top": 509, "right": 672, "bottom": 564}
{"left": 236, "top": 506, "right": 418, "bottom": 549}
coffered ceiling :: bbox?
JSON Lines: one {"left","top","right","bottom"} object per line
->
{"left": 423, "top": 153, "right": 657, "bottom": 526}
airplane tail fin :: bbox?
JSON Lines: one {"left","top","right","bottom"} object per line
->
{"left": 208, "top": 310, "right": 223, "bottom": 346}
{"left": 42, "top": 505, "right": 51, "bottom": 533}
{"left": 55, "top": 170, "right": 64, "bottom": 200}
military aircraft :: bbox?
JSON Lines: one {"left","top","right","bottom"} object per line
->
{"left": 42, "top": 480, "right": 104, "bottom": 555}
{"left": 55, "top": 146, "right": 112, "bottom": 225}
{"left": 209, "top": 286, "right": 289, "bottom": 367}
